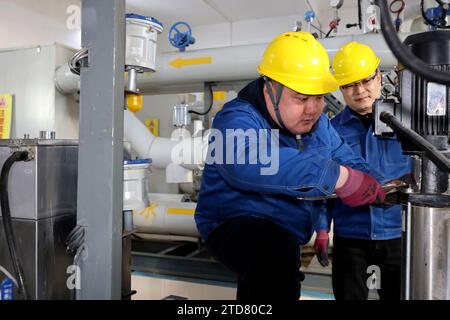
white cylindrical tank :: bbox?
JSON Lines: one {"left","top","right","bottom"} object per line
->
{"left": 125, "top": 13, "right": 163, "bottom": 71}
{"left": 123, "top": 159, "right": 151, "bottom": 212}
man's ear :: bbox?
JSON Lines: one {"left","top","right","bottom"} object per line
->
{"left": 376, "top": 70, "right": 382, "bottom": 82}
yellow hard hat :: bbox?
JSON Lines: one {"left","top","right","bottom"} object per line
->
{"left": 332, "top": 41, "right": 380, "bottom": 87}
{"left": 257, "top": 32, "right": 338, "bottom": 95}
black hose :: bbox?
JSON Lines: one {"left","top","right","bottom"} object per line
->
{"left": 358, "top": 0, "right": 362, "bottom": 29}
{"left": 375, "top": 0, "right": 450, "bottom": 85}
{"left": 0, "top": 151, "right": 30, "bottom": 300}
{"left": 380, "top": 112, "right": 450, "bottom": 173}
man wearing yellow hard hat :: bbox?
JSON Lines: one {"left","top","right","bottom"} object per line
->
{"left": 314, "top": 41, "right": 413, "bottom": 300}
{"left": 195, "top": 32, "right": 386, "bottom": 300}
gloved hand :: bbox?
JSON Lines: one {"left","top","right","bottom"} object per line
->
{"left": 335, "top": 166, "right": 385, "bottom": 207}
{"left": 313, "top": 230, "right": 329, "bottom": 267}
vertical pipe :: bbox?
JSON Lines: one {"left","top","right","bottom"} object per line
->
{"left": 403, "top": 201, "right": 412, "bottom": 300}
{"left": 77, "top": 0, "right": 125, "bottom": 299}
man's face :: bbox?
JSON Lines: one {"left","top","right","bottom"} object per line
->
{"left": 264, "top": 81, "right": 325, "bottom": 135}
{"left": 340, "top": 70, "right": 382, "bottom": 115}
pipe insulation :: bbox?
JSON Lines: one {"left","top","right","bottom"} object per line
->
{"left": 124, "top": 109, "right": 204, "bottom": 171}
{"left": 56, "top": 33, "right": 415, "bottom": 95}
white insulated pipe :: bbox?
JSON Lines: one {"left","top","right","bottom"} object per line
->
{"left": 55, "top": 62, "right": 80, "bottom": 95}
{"left": 56, "top": 33, "right": 414, "bottom": 96}
{"left": 133, "top": 193, "right": 199, "bottom": 237}
{"left": 137, "top": 33, "right": 412, "bottom": 94}
{"left": 124, "top": 109, "right": 204, "bottom": 171}
{"left": 124, "top": 109, "right": 177, "bottom": 169}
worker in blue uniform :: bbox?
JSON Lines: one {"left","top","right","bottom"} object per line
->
{"left": 313, "top": 41, "right": 413, "bottom": 300}
{"left": 195, "top": 32, "right": 386, "bottom": 301}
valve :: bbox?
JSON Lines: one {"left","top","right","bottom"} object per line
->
{"left": 168, "top": 21, "right": 196, "bottom": 52}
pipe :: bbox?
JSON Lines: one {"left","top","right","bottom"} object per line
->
{"left": 126, "top": 68, "right": 138, "bottom": 93}
{"left": 375, "top": 0, "right": 450, "bottom": 85}
{"left": 123, "top": 109, "right": 204, "bottom": 171}
{"left": 133, "top": 193, "right": 199, "bottom": 237}
{"left": 56, "top": 33, "right": 414, "bottom": 95}
{"left": 124, "top": 109, "right": 176, "bottom": 169}
{"left": 55, "top": 62, "right": 80, "bottom": 95}
{"left": 379, "top": 111, "right": 450, "bottom": 173}
{"left": 138, "top": 33, "right": 406, "bottom": 94}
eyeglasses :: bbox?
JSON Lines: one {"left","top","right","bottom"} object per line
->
{"left": 341, "top": 71, "right": 379, "bottom": 91}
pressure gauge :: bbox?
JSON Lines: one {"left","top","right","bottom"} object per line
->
{"left": 330, "top": 0, "right": 344, "bottom": 9}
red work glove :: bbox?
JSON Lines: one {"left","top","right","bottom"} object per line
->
{"left": 313, "top": 230, "right": 329, "bottom": 267}
{"left": 335, "top": 166, "right": 386, "bottom": 207}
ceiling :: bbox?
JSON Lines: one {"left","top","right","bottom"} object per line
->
{"left": 126, "top": 0, "right": 311, "bottom": 28}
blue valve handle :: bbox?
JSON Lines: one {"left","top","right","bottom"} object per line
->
{"left": 169, "top": 21, "right": 195, "bottom": 52}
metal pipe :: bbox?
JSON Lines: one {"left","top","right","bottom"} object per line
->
{"left": 127, "top": 68, "right": 138, "bottom": 93}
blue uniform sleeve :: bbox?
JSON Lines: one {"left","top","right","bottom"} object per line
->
{"left": 316, "top": 200, "right": 332, "bottom": 232}
{"left": 327, "top": 119, "right": 385, "bottom": 183}
{"left": 209, "top": 108, "right": 340, "bottom": 198}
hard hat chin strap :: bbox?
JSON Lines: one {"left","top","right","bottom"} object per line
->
{"left": 263, "top": 77, "right": 288, "bottom": 131}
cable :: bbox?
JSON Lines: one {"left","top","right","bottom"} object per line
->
{"left": 358, "top": 0, "right": 362, "bottom": 29}
{"left": 386, "top": 74, "right": 396, "bottom": 86}
{"left": 0, "top": 265, "right": 18, "bottom": 288}
{"left": 375, "top": 0, "right": 450, "bottom": 85}
{"left": 0, "top": 151, "right": 30, "bottom": 300}
{"left": 390, "top": 0, "right": 405, "bottom": 31}
{"left": 380, "top": 112, "right": 450, "bottom": 173}
{"left": 189, "top": 84, "right": 214, "bottom": 116}
{"left": 68, "top": 48, "right": 88, "bottom": 75}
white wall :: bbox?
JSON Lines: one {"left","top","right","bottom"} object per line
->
{"left": 158, "top": 14, "right": 305, "bottom": 53}
{"left": 0, "top": 0, "right": 81, "bottom": 50}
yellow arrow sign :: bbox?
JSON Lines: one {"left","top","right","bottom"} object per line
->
{"left": 169, "top": 56, "right": 212, "bottom": 69}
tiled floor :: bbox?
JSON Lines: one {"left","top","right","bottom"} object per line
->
{"left": 131, "top": 273, "right": 334, "bottom": 300}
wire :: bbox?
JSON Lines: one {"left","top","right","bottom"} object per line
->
{"left": 358, "top": 0, "right": 362, "bottom": 29}
{"left": 0, "top": 265, "right": 18, "bottom": 288}
{"left": 390, "top": 0, "right": 405, "bottom": 31}
{"left": 386, "top": 74, "right": 396, "bottom": 86}
{"left": 68, "top": 48, "right": 88, "bottom": 75}
{"left": 189, "top": 84, "right": 214, "bottom": 116}
{"left": 0, "top": 151, "right": 30, "bottom": 300}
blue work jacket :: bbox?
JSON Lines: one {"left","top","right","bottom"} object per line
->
{"left": 317, "top": 106, "right": 412, "bottom": 240}
{"left": 194, "top": 79, "right": 383, "bottom": 245}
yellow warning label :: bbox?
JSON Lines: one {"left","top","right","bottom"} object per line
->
{"left": 145, "top": 118, "right": 159, "bottom": 137}
{"left": 167, "top": 208, "right": 195, "bottom": 216}
{"left": 0, "top": 94, "right": 12, "bottom": 139}
{"left": 169, "top": 57, "right": 212, "bottom": 69}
